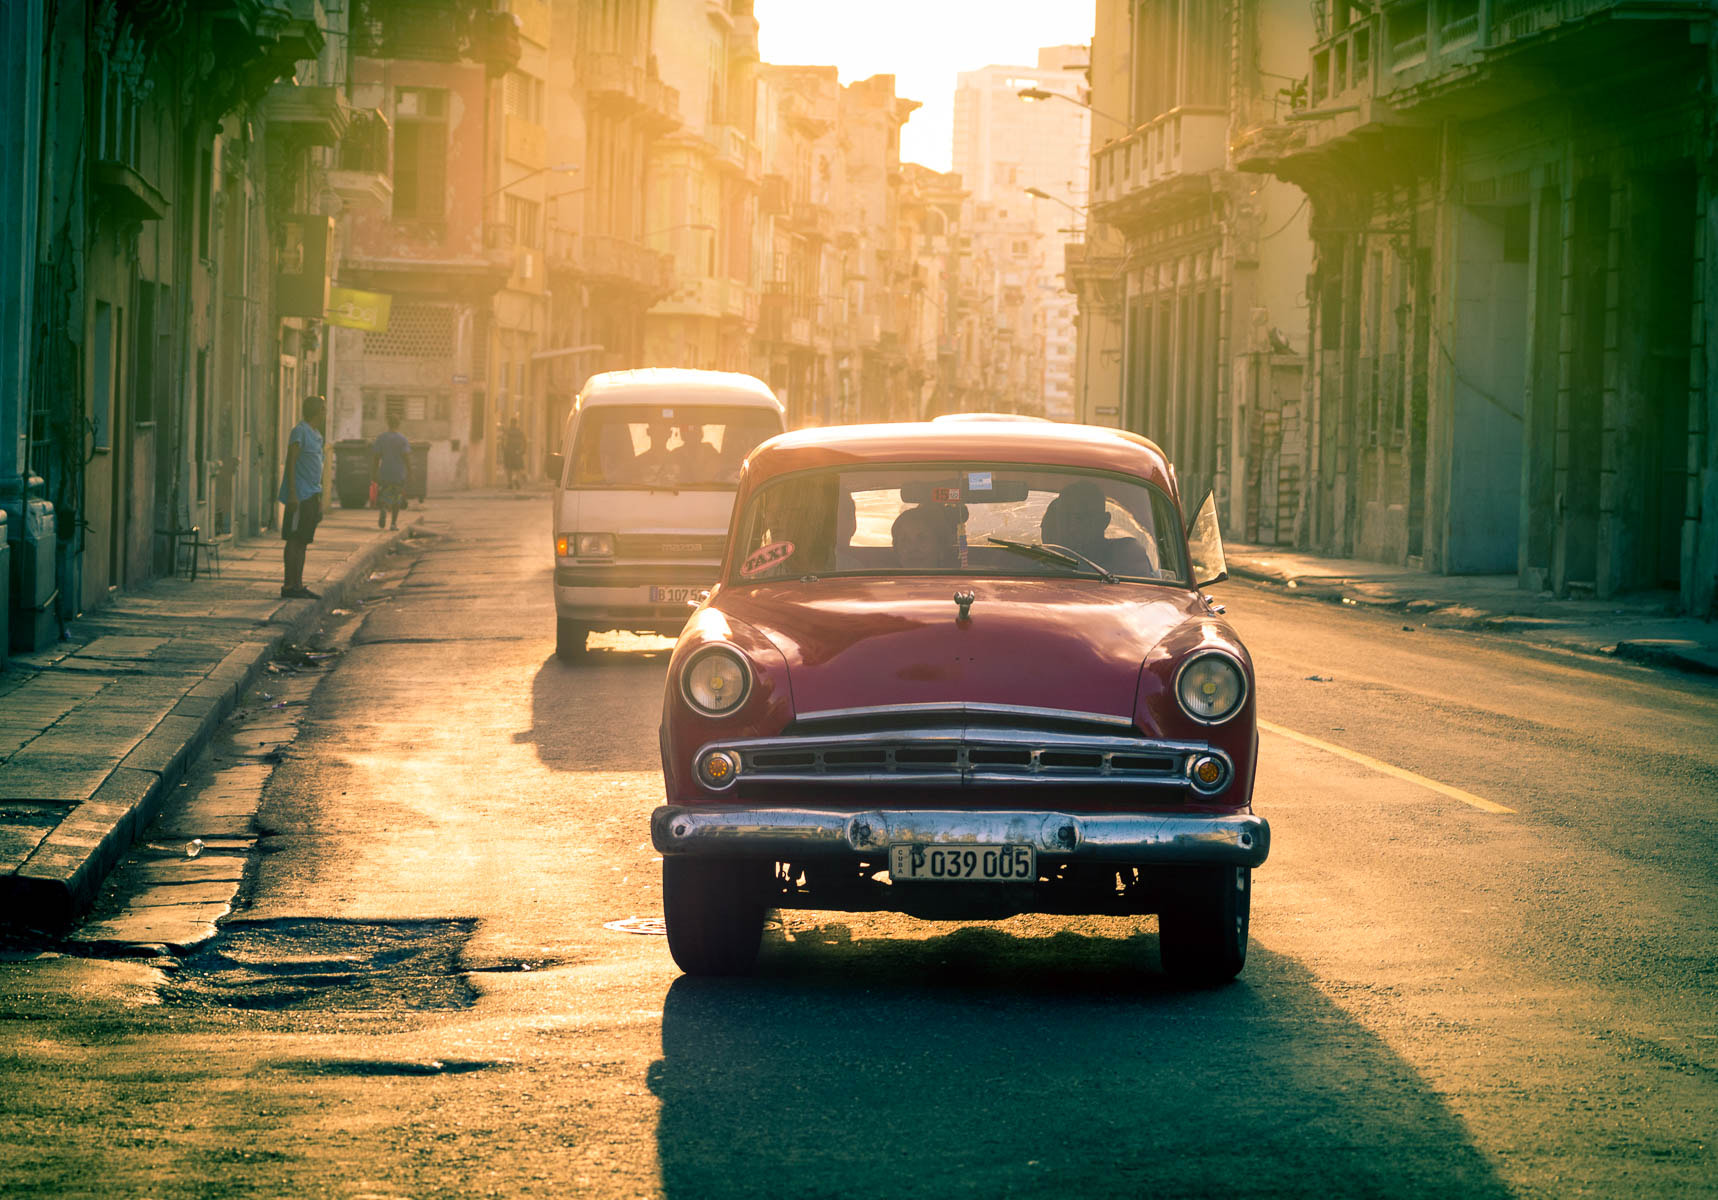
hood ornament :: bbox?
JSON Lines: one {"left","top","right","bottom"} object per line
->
{"left": 954, "top": 590, "right": 975, "bottom": 621}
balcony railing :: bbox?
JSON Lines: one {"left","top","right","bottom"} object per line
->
{"left": 337, "top": 108, "right": 390, "bottom": 172}
{"left": 1090, "top": 106, "right": 1227, "bottom": 208}
{"left": 582, "top": 50, "right": 644, "bottom": 112}
{"left": 545, "top": 228, "right": 673, "bottom": 293}
{"left": 788, "top": 199, "right": 833, "bottom": 239}
{"left": 709, "top": 123, "right": 760, "bottom": 176}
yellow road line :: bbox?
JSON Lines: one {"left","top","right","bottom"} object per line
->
{"left": 1259, "top": 719, "right": 1515, "bottom": 814}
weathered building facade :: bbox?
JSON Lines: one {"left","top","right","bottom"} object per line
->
{"left": 1081, "top": 0, "right": 1315, "bottom": 534}
{"left": 3, "top": 0, "right": 359, "bottom": 659}
{"left": 329, "top": 0, "right": 521, "bottom": 493}
{"left": 1238, "top": 0, "right": 1718, "bottom": 613}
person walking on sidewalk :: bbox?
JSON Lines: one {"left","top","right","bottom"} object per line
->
{"left": 503, "top": 418, "right": 527, "bottom": 490}
{"left": 279, "top": 393, "right": 326, "bottom": 600}
{"left": 370, "top": 410, "right": 411, "bottom": 530}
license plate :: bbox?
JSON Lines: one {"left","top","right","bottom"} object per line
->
{"left": 889, "top": 843, "right": 1036, "bottom": 883}
{"left": 649, "top": 586, "right": 700, "bottom": 604}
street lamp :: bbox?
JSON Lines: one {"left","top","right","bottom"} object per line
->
{"left": 1024, "top": 186, "right": 1086, "bottom": 218}
{"left": 1017, "top": 87, "right": 1135, "bottom": 134}
{"left": 485, "top": 162, "right": 580, "bottom": 199}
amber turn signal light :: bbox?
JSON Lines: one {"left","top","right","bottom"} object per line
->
{"left": 697, "top": 749, "right": 741, "bottom": 790}
{"left": 1188, "top": 753, "right": 1230, "bottom": 793}
{"left": 555, "top": 535, "right": 570, "bottom": 557}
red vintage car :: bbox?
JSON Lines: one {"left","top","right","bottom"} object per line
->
{"left": 653, "top": 421, "right": 1267, "bottom": 983}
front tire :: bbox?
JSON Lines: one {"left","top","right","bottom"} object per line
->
{"left": 662, "top": 857, "right": 767, "bottom": 977}
{"left": 1158, "top": 865, "right": 1250, "bottom": 985}
{"left": 555, "top": 618, "right": 588, "bottom": 662}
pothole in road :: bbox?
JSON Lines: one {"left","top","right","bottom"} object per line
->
{"left": 167, "top": 916, "right": 479, "bottom": 1012}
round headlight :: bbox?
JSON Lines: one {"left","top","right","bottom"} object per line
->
{"left": 1176, "top": 651, "right": 1246, "bottom": 724}
{"left": 682, "top": 646, "right": 751, "bottom": 716}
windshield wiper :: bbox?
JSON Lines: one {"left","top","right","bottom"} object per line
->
{"left": 985, "top": 536, "right": 1116, "bottom": 583}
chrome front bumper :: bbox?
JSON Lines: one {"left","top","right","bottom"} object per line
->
{"left": 651, "top": 806, "right": 1270, "bottom": 868}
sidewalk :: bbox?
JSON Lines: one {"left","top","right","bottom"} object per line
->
{"left": 1224, "top": 543, "right": 1718, "bottom": 675}
{"left": 0, "top": 504, "right": 418, "bottom": 927}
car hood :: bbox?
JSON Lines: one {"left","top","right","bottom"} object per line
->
{"left": 717, "top": 576, "right": 1205, "bottom": 721}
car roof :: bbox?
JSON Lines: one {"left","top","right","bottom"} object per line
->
{"left": 931, "top": 411, "right": 1052, "bottom": 423}
{"left": 576, "top": 368, "right": 783, "bottom": 412}
{"left": 743, "top": 421, "right": 1179, "bottom": 500}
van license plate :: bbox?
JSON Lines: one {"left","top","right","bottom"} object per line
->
{"left": 650, "top": 586, "right": 699, "bottom": 604}
{"left": 889, "top": 844, "right": 1035, "bottom": 882}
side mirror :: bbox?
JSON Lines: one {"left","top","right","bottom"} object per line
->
{"left": 542, "top": 452, "right": 564, "bottom": 482}
{"left": 1186, "top": 490, "right": 1228, "bottom": 589}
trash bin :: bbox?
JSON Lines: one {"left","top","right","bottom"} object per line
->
{"left": 408, "top": 441, "right": 430, "bottom": 502}
{"left": 333, "top": 439, "right": 373, "bottom": 509}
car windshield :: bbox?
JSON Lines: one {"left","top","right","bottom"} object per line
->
{"left": 569, "top": 404, "right": 782, "bottom": 489}
{"left": 732, "top": 464, "right": 1190, "bottom": 585}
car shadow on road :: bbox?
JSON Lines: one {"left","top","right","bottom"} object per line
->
{"left": 649, "top": 930, "right": 1510, "bottom": 1198}
{"left": 517, "top": 653, "right": 674, "bottom": 772}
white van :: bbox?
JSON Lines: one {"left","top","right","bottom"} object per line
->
{"left": 547, "top": 369, "right": 786, "bottom": 660}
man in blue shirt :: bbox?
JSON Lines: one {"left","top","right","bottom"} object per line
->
{"left": 278, "top": 393, "right": 325, "bottom": 599}
{"left": 370, "top": 410, "right": 411, "bottom": 529}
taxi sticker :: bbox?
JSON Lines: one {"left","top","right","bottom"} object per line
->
{"left": 932, "top": 487, "right": 961, "bottom": 503}
{"left": 740, "top": 540, "right": 794, "bottom": 577}
{"left": 967, "top": 471, "right": 993, "bottom": 491}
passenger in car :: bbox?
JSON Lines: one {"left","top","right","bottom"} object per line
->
{"left": 1041, "top": 480, "right": 1160, "bottom": 576}
{"left": 634, "top": 418, "right": 678, "bottom": 485}
{"left": 672, "top": 422, "right": 724, "bottom": 483}
{"left": 892, "top": 503, "right": 956, "bottom": 568}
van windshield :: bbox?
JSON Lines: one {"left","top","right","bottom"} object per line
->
{"left": 569, "top": 404, "right": 783, "bottom": 489}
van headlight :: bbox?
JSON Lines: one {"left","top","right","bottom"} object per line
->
{"left": 1175, "top": 651, "right": 1246, "bottom": 724}
{"left": 682, "top": 646, "right": 751, "bottom": 716}
{"left": 576, "top": 533, "right": 614, "bottom": 557}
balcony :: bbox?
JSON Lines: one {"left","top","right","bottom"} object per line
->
{"left": 1089, "top": 106, "right": 1228, "bottom": 218}
{"left": 708, "top": 123, "right": 761, "bottom": 177}
{"left": 758, "top": 282, "right": 819, "bottom": 346}
{"left": 262, "top": 83, "right": 350, "bottom": 145}
{"left": 582, "top": 51, "right": 645, "bottom": 115}
{"left": 639, "top": 75, "right": 682, "bottom": 133}
{"left": 546, "top": 229, "right": 674, "bottom": 297}
{"left": 328, "top": 108, "right": 393, "bottom": 210}
{"left": 786, "top": 199, "right": 834, "bottom": 240}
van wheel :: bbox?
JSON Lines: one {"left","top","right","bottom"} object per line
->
{"left": 662, "top": 857, "right": 767, "bottom": 977}
{"left": 1158, "top": 866, "right": 1249, "bottom": 985}
{"left": 555, "top": 619, "right": 588, "bottom": 661}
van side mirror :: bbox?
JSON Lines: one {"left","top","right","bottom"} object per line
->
{"left": 543, "top": 452, "right": 564, "bottom": 482}
{"left": 1186, "top": 490, "right": 1228, "bottom": 589}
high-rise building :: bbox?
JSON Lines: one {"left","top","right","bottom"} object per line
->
{"left": 951, "top": 47, "right": 1090, "bottom": 418}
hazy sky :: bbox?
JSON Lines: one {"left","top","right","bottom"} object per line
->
{"left": 752, "top": 0, "right": 1097, "bottom": 173}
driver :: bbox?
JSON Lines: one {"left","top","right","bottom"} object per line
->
{"left": 1040, "top": 480, "right": 1158, "bottom": 576}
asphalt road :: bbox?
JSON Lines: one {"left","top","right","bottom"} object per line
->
{"left": 1, "top": 493, "right": 1714, "bottom": 1199}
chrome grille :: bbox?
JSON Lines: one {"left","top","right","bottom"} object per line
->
{"left": 713, "top": 721, "right": 1213, "bottom": 789}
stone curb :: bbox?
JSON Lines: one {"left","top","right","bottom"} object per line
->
{"left": 1613, "top": 639, "right": 1718, "bottom": 676}
{"left": 3, "top": 521, "right": 418, "bottom": 928}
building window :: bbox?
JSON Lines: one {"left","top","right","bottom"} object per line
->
{"left": 504, "top": 71, "right": 544, "bottom": 122}
{"left": 394, "top": 87, "right": 448, "bottom": 223}
{"left": 507, "top": 195, "right": 541, "bottom": 250}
